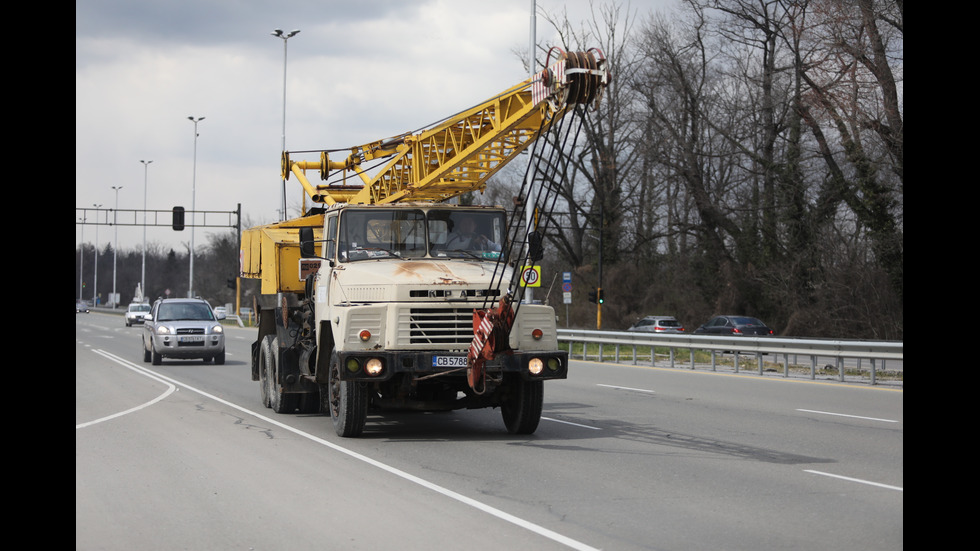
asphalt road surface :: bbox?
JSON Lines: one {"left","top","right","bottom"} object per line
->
{"left": 76, "top": 313, "right": 903, "bottom": 550}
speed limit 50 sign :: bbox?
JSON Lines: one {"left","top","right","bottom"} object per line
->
{"left": 520, "top": 265, "right": 541, "bottom": 287}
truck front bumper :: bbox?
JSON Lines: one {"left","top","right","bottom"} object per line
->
{"left": 332, "top": 349, "right": 568, "bottom": 383}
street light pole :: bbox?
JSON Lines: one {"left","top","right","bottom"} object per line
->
{"left": 524, "top": 2, "right": 536, "bottom": 305}
{"left": 271, "top": 28, "right": 299, "bottom": 221}
{"left": 187, "top": 116, "right": 205, "bottom": 298}
{"left": 93, "top": 203, "right": 102, "bottom": 305}
{"left": 111, "top": 186, "right": 123, "bottom": 308}
{"left": 140, "top": 159, "right": 153, "bottom": 301}
{"left": 78, "top": 216, "right": 86, "bottom": 301}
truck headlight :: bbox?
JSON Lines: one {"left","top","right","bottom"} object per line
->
{"left": 346, "top": 358, "right": 361, "bottom": 373}
{"left": 528, "top": 357, "right": 544, "bottom": 375}
{"left": 365, "top": 358, "right": 384, "bottom": 376}
{"left": 547, "top": 357, "right": 561, "bottom": 372}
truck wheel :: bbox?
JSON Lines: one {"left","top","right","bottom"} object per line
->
{"left": 269, "top": 337, "right": 299, "bottom": 414}
{"left": 258, "top": 336, "right": 274, "bottom": 408}
{"left": 327, "top": 354, "right": 368, "bottom": 437}
{"left": 501, "top": 379, "right": 543, "bottom": 435}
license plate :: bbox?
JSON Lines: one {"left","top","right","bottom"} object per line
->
{"left": 179, "top": 336, "right": 204, "bottom": 343}
{"left": 432, "top": 355, "right": 467, "bottom": 368}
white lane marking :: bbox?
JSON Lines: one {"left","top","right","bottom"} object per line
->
{"left": 80, "top": 350, "right": 601, "bottom": 551}
{"left": 542, "top": 417, "right": 601, "bottom": 430}
{"left": 797, "top": 409, "right": 898, "bottom": 423}
{"left": 598, "top": 383, "right": 655, "bottom": 393}
{"left": 804, "top": 470, "right": 903, "bottom": 491}
{"left": 76, "top": 350, "right": 177, "bottom": 429}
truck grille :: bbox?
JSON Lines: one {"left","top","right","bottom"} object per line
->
{"left": 398, "top": 307, "right": 474, "bottom": 347}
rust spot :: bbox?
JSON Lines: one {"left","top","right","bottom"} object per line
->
{"left": 393, "top": 261, "right": 467, "bottom": 285}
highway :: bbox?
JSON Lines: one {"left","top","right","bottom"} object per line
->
{"left": 76, "top": 313, "right": 903, "bottom": 550}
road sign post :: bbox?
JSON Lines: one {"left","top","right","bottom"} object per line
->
{"left": 562, "top": 271, "right": 571, "bottom": 327}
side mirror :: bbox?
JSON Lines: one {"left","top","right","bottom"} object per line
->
{"left": 300, "top": 227, "right": 316, "bottom": 257}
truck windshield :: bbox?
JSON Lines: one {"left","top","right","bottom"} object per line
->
{"left": 428, "top": 209, "right": 505, "bottom": 260}
{"left": 339, "top": 209, "right": 427, "bottom": 261}
{"left": 336, "top": 208, "right": 507, "bottom": 262}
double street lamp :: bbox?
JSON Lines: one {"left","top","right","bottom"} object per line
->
{"left": 140, "top": 159, "right": 153, "bottom": 300}
{"left": 93, "top": 203, "right": 102, "bottom": 305}
{"left": 187, "top": 116, "right": 204, "bottom": 298}
{"left": 111, "top": 186, "right": 123, "bottom": 307}
{"left": 271, "top": 28, "right": 299, "bottom": 221}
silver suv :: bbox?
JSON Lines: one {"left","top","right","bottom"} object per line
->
{"left": 627, "top": 316, "right": 685, "bottom": 334}
{"left": 142, "top": 298, "right": 226, "bottom": 365}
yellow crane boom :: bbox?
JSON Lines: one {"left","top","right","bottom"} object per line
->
{"left": 286, "top": 48, "right": 608, "bottom": 206}
{"left": 242, "top": 48, "right": 609, "bottom": 294}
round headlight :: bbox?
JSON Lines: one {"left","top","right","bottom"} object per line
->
{"left": 212, "top": 325, "right": 224, "bottom": 334}
{"left": 528, "top": 357, "right": 544, "bottom": 375}
{"left": 547, "top": 357, "right": 561, "bottom": 372}
{"left": 365, "top": 358, "right": 384, "bottom": 376}
{"left": 346, "top": 358, "right": 361, "bottom": 373}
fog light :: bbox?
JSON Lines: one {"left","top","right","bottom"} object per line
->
{"left": 531, "top": 328, "right": 543, "bottom": 340}
{"left": 365, "top": 358, "right": 384, "bottom": 376}
{"left": 346, "top": 358, "right": 361, "bottom": 373}
{"left": 359, "top": 329, "right": 371, "bottom": 341}
{"left": 528, "top": 357, "right": 544, "bottom": 375}
{"left": 547, "top": 357, "right": 561, "bottom": 371}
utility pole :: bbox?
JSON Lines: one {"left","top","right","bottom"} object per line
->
{"left": 597, "top": 198, "right": 603, "bottom": 330}
{"left": 188, "top": 116, "right": 205, "bottom": 298}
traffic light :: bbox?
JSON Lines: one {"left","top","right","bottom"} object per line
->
{"left": 597, "top": 288, "right": 604, "bottom": 304}
{"left": 588, "top": 288, "right": 597, "bottom": 304}
{"left": 172, "top": 206, "right": 185, "bottom": 231}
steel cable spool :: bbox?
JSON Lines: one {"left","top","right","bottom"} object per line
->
{"left": 562, "top": 50, "right": 604, "bottom": 106}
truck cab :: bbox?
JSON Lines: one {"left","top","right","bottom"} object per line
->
{"left": 251, "top": 202, "right": 566, "bottom": 437}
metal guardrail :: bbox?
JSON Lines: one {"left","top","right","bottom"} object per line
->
{"left": 557, "top": 329, "right": 903, "bottom": 386}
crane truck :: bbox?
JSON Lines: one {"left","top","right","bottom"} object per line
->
{"left": 241, "top": 48, "right": 609, "bottom": 437}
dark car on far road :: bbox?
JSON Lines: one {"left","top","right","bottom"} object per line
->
{"left": 694, "top": 315, "right": 773, "bottom": 336}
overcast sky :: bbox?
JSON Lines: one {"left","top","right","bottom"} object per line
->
{"left": 76, "top": 0, "right": 676, "bottom": 252}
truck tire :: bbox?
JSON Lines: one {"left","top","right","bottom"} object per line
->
{"left": 501, "top": 379, "right": 543, "bottom": 435}
{"left": 268, "top": 337, "right": 299, "bottom": 413}
{"left": 258, "top": 336, "right": 274, "bottom": 408}
{"left": 142, "top": 338, "right": 151, "bottom": 363}
{"left": 151, "top": 343, "right": 162, "bottom": 365}
{"left": 214, "top": 349, "right": 225, "bottom": 365}
{"left": 327, "top": 353, "right": 368, "bottom": 437}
